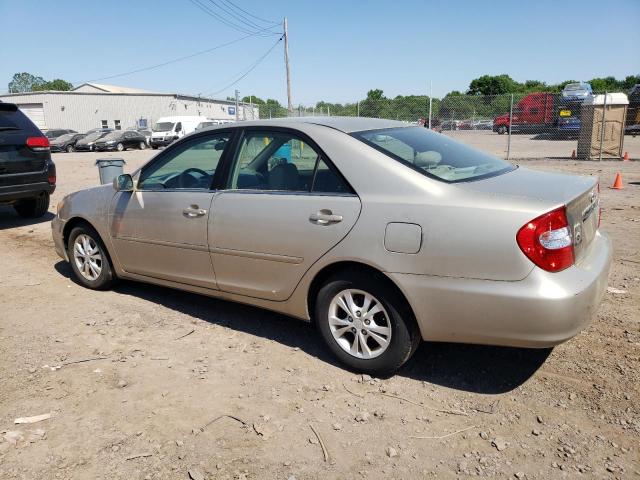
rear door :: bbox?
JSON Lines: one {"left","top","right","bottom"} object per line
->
{"left": 0, "top": 104, "right": 49, "bottom": 189}
{"left": 209, "top": 128, "right": 361, "bottom": 301}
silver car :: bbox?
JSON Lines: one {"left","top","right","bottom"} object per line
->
{"left": 52, "top": 117, "right": 612, "bottom": 375}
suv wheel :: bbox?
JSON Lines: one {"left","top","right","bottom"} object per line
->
{"left": 67, "top": 225, "right": 116, "bottom": 290}
{"left": 13, "top": 192, "right": 50, "bottom": 218}
{"left": 497, "top": 125, "right": 508, "bottom": 135}
{"left": 315, "top": 272, "right": 420, "bottom": 376}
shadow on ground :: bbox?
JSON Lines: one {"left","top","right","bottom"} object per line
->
{"left": 0, "top": 206, "right": 54, "bottom": 230}
{"left": 54, "top": 260, "right": 550, "bottom": 394}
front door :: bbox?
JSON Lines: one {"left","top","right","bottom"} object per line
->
{"left": 209, "top": 129, "right": 361, "bottom": 301}
{"left": 109, "top": 131, "right": 231, "bottom": 289}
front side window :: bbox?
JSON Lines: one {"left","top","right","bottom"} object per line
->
{"left": 353, "top": 127, "right": 515, "bottom": 183}
{"left": 228, "top": 131, "right": 350, "bottom": 194}
{"left": 138, "top": 133, "right": 230, "bottom": 190}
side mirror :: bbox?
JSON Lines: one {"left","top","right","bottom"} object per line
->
{"left": 113, "top": 173, "right": 134, "bottom": 192}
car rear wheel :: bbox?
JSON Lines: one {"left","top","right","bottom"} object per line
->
{"left": 315, "top": 272, "right": 420, "bottom": 376}
{"left": 67, "top": 225, "right": 116, "bottom": 290}
{"left": 66, "top": 144, "right": 75, "bottom": 153}
{"left": 13, "top": 192, "right": 50, "bottom": 218}
{"left": 497, "top": 125, "right": 507, "bottom": 135}
{"left": 116, "top": 143, "right": 124, "bottom": 152}
{"left": 139, "top": 141, "right": 146, "bottom": 150}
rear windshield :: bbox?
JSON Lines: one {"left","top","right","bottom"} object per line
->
{"left": 0, "top": 105, "right": 37, "bottom": 132}
{"left": 352, "top": 127, "right": 515, "bottom": 183}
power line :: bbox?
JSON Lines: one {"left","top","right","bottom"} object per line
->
{"left": 204, "top": 35, "right": 282, "bottom": 97}
{"left": 220, "top": 0, "right": 279, "bottom": 26}
{"left": 206, "top": 0, "right": 266, "bottom": 31}
{"left": 73, "top": 29, "right": 275, "bottom": 84}
{"left": 188, "top": 0, "right": 279, "bottom": 37}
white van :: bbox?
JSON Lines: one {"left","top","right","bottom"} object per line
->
{"left": 149, "top": 116, "right": 210, "bottom": 149}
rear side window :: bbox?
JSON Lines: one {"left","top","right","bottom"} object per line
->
{"left": 0, "top": 104, "right": 39, "bottom": 133}
{"left": 353, "top": 127, "right": 514, "bottom": 183}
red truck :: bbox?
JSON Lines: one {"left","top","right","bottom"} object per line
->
{"left": 493, "top": 93, "right": 555, "bottom": 134}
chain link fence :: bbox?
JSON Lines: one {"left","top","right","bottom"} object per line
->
{"left": 262, "top": 90, "right": 639, "bottom": 161}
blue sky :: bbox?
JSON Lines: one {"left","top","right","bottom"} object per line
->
{"left": 1, "top": 0, "right": 638, "bottom": 104}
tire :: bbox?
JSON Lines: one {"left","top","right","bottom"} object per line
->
{"left": 315, "top": 272, "right": 420, "bottom": 376}
{"left": 67, "top": 224, "right": 116, "bottom": 290}
{"left": 116, "top": 143, "right": 124, "bottom": 152}
{"left": 66, "top": 144, "right": 75, "bottom": 153}
{"left": 497, "top": 125, "right": 507, "bottom": 135}
{"left": 139, "top": 141, "right": 146, "bottom": 150}
{"left": 13, "top": 192, "right": 50, "bottom": 218}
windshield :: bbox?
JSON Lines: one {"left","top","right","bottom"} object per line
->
{"left": 56, "top": 133, "right": 75, "bottom": 142}
{"left": 102, "top": 131, "right": 122, "bottom": 141}
{"left": 153, "top": 122, "right": 174, "bottom": 132}
{"left": 352, "top": 127, "right": 515, "bottom": 183}
{"left": 82, "top": 132, "right": 102, "bottom": 142}
{"left": 564, "top": 83, "right": 584, "bottom": 91}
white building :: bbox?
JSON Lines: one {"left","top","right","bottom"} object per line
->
{"left": 0, "top": 83, "right": 259, "bottom": 132}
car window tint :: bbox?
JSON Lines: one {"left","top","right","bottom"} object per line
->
{"left": 312, "top": 158, "right": 350, "bottom": 194}
{"left": 229, "top": 132, "right": 320, "bottom": 192}
{"left": 138, "top": 133, "right": 229, "bottom": 190}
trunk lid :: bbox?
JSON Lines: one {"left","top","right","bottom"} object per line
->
{"left": 457, "top": 167, "right": 599, "bottom": 262}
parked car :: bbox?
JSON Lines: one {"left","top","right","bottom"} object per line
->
{"left": 561, "top": 82, "right": 593, "bottom": 102}
{"left": 0, "top": 102, "right": 56, "bottom": 218}
{"left": 137, "top": 129, "right": 152, "bottom": 145}
{"left": 557, "top": 116, "right": 581, "bottom": 136}
{"left": 494, "top": 93, "right": 556, "bottom": 134}
{"left": 52, "top": 117, "right": 611, "bottom": 375}
{"left": 440, "top": 119, "right": 461, "bottom": 131}
{"left": 44, "top": 128, "right": 76, "bottom": 140}
{"left": 50, "top": 133, "right": 86, "bottom": 153}
{"left": 94, "top": 130, "right": 148, "bottom": 152}
{"left": 473, "top": 119, "right": 493, "bottom": 130}
{"left": 150, "top": 116, "right": 210, "bottom": 149}
{"left": 75, "top": 130, "right": 113, "bottom": 151}
{"left": 625, "top": 124, "right": 640, "bottom": 137}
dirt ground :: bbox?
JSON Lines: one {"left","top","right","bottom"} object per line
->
{"left": 0, "top": 149, "right": 638, "bottom": 480}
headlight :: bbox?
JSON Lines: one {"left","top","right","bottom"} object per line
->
{"left": 106, "top": 140, "right": 116, "bottom": 144}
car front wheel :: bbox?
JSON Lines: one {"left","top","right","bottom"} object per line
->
{"left": 497, "top": 125, "right": 507, "bottom": 135}
{"left": 66, "top": 144, "right": 75, "bottom": 153}
{"left": 315, "top": 272, "right": 419, "bottom": 376}
{"left": 116, "top": 143, "right": 124, "bottom": 152}
{"left": 67, "top": 225, "right": 116, "bottom": 290}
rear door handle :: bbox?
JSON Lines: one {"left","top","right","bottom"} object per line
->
{"left": 309, "top": 210, "right": 343, "bottom": 225}
{"left": 183, "top": 205, "right": 207, "bottom": 218}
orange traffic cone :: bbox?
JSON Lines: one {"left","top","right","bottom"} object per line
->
{"left": 611, "top": 172, "right": 624, "bottom": 189}
{"left": 571, "top": 149, "right": 576, "bottom": 159}
{"left": 623, "top": 151, "right": 629, "bottom": 161}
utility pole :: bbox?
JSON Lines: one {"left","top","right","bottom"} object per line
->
{"left": 428, "top": 80, "right": 433, "bottom": 129}
{"left": 283, "top": 17, "right": 292, "bottom": 114}
{"left": 234, "top": 89, "right": 240, "bottom": 121}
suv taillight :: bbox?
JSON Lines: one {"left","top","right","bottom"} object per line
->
{"left": 26, "top": 136, "right": 50, "bottom": 151}
{"left": 516, "top": 206, "right": 574, "bottom": 272}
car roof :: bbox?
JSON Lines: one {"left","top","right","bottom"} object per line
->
{"left": 228, "top": 116, "right": 412, "bottom": 133}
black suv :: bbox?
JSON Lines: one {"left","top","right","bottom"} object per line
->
{"left": 0, "top": 102, "right": 56, "bottom": 218}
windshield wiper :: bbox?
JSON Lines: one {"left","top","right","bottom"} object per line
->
{"left": 0, "top": 126, "right": 19, "bottom": 131}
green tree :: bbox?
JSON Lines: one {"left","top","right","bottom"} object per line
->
{"left": 8, "top": 72, "right": 45, "bottom": 93}
{"left": 366, "top": 89, "right": 385, "bottom": 101}
{"left": 33, "top": 79, "right": 73, "bottom": 91}
{"left": 467, "top": 74, "right": 519, "bottom": 95}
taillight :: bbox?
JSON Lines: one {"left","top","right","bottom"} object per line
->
{"left": 516, "top": 206, "right": 574, "bottom": 272}
{"left": 26, "top": 136, "right": 50, "bottom": 151}
{"left": 48, "top": 174, "right": 56, "bottom": 185}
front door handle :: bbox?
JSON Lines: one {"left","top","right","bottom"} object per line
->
{"left": 309, "top": 209, "right": 343, "bottom": 226}
{"left": 183, "top": 205, "right": 207, "bottom": 218}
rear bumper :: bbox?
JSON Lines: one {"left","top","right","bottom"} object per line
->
{"left": 0, "top": 181, "right": 56, "bottom": 203}
{"left": 389, "top": 231, "right": 612, "bottom": 348}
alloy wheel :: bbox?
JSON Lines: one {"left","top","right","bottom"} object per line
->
{"left": 328, "top": 289, "right": 392, "bottom": 359}
{"left": 73, "top": 234, "right": 103, "bottom": 281}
